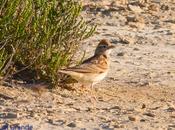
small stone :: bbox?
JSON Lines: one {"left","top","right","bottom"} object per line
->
{"left": 54, "top": 120, "right": 65, "bottom": 126}
{"left": 0, "top": 100, "right": 4, "bottom": 105}
{"left": 113, "top": 124, "right": 124, "bottom": 128}
{"left": 129, "top": 22, "right": 145, "bottom": 29}
{"left": 4, "top": 113, "right": 18, "bottom": 119}
{"left": 47, "top": 118, "right": 65, "bottom": 126}
{"left": 119, "top": 36, "right": 136, "bottom": 44}
{"left": 113, "top": 125, "right": 120, "bottom": 128}
{"left": 117, "top": 52, "right": 125, "bottom": 56}
{"left": 133, "top": 48, "right": 139, "bottom": 51}
{"left": 126, "top": 15, "right": 137, "bottom": 23}
{"left": 168, "top": 124, "right": 175, "bottom": 128}
{"left": 148, "top": 4, "right": 159, "bottom": 12}
{"left": 109, "top": 6, "right": 125, "bottom": 12}
{"left": 47, "top": 119, "right": 53, "bottom": 124}
{"left": 166, "top": 107, "right": 175, "bottom": 112}
{"left": 0, "top": 113, "right": 6, "bottom": 118}
{"left": 109, "top": 106, "right": 121, "bottom": 110}
{"left": 67, "top": 122, "right": 76, "bottom": 128}
{"left": 140, "top": 81, "right": 149, "bottom": 86}
{"left": 128, "top": 5, "right": 143, "bottom": 13}
{"left": 143, "top": 112, "right": 155, "bottom": 117}
{"left": 141, "top": 104, "right": 146, "bottom": 109}
{"left": 0, "top": 93, "right": 14, "bottom": 100}
{"left": 152, "top": 0, "right": 160, "bottom": 3}
{"left": 161, "top": 4, "right": 169, "bottom": 11}
{"left": 140, "top": 119, "right": 146, "bottom": 122}
{"left": 128, "top": 116, "right": 137, "bottom": 121}
{"left": 99, "top": 123, "right": 109, "bottom": 129}
{"left": 170, "top": 115, "right": 175, "bottom": 118}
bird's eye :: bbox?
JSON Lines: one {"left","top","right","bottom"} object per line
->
{"left": 102, "top": 45, "right": 107, "bottom": 48}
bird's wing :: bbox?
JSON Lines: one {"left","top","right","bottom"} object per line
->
{"left": 65, "top": 54, "right": 108, "bottom": 74}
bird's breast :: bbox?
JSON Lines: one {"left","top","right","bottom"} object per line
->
{"left": 93, "top": 70, "right": 108, "bottom": 83}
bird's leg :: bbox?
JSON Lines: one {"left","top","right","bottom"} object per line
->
{"left": 88, "top": 83, "right": 99, "bottom": 113}
{"left": 89, "top": 84, "right": 98, "bottom": 102}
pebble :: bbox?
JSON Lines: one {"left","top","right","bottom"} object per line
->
{"left": 56, "top": 120, "right": 66, "bottom": 126}
{"left": 119, "top": 36, "right": 136, "bottom": 44}
{"left": 133, "top": 48, "right": 140, "bottom": 51}
{"left": 140, "top": 119, "right": 146, "bottom": 122}
{"left": 67, "top": 122, "right": 76, "bottom": 128}
{"left": 117, "top": 52, "right": 125, "bottom": 56}
{"left": 161, "top": 4, "right": 169, "bottom": 10}
{"left": 166, "top": 107, "right": 175, "bottom": 112}
{"left": 168, "top": 124, "right": 175, "bottom": 128}
{"left": 170, "top": 115, "right": 175, "bottom": 118}
{"left": 4, "top": 113, "right": 18, "bottom": 119}
{"left": 48, "top": 119, "right": 65, "bottom": 126}
{"left": 143, "top": 112, "right": 155, "bottom": 117}
{"left": 141, "top": 104, "right": 146, "bottom": 109}
{"left": 99, "top": 123, "right": 109, "bottom": 129}
{"left": 126, "top": 15, "right": 137, "bottom": 23}
{"left": 148, "top": 4, "right": 159, "bottom": 11}
{"left": 0, "top": 99, "right": 4, "bottom": 105}
{"left": 128, "top": 116, "right": 137, "bottom": 121}
{"left": 109, "top": 106, "right": 121, "bottom": 110}
{"left": 0, "top": 93, "right": 14, "bottom": 100}
{"left": 128, "top": 5, "right": 143, "bottom": 13}
{"left": 113, "top": 124, "right": 124, "bottom": 128}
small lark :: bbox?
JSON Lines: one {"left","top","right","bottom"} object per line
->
{"left": 58, "top": 39, "right": 115, "bottom": 96}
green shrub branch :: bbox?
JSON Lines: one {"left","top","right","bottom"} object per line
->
{"left": 0, "top": 0, "right": 96, "bottom": 86}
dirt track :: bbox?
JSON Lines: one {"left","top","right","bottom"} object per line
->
{"left": 0, "top": 0, "right": 175, "bottom": 130}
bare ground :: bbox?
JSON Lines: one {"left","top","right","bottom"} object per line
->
{"left": 0, "top": 0, "right": 175, "bottom": 130}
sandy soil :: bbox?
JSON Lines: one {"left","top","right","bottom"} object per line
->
{"left": 0, "top": 0, "right": 175, "bottom": 130}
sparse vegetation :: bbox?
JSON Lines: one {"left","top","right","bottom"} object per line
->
{"left": 0, "top": 0, "right": 96, "bottom": 87}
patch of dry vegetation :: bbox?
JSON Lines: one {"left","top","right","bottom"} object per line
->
{"left": 0, "top": 0, "right": 96, "bottom": 87}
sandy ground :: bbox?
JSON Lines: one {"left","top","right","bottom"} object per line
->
{"left": 0, "top": 0, "right": 175, "bottom": 130}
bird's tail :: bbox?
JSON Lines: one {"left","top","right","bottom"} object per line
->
{"left": 58, "top": 70, "right": 64, "bottom": 73}
{"left": 58, "top": 69, "right": 82, "bottom": 80}
{"left": 58, "top": 70, "right": 71, "bottom": 75}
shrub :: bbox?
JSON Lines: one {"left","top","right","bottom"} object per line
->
{"left": 0, "top": 0, "right": 96, "bottom": 87}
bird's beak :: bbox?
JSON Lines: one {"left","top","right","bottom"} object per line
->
{"left": 108, "top": 45, "right": 115, "bottom": 49}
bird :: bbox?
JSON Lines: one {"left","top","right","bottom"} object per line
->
{"left": 58, "top": 39, "right": 115, "bottom": 99}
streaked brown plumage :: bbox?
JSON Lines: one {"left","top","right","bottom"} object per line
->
{"left": 58, "top": 39, "right": 115, "bottom": 89}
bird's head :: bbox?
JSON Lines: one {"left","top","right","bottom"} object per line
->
{"left": 95, "top": 39, "right": 115, "bottom": 56}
